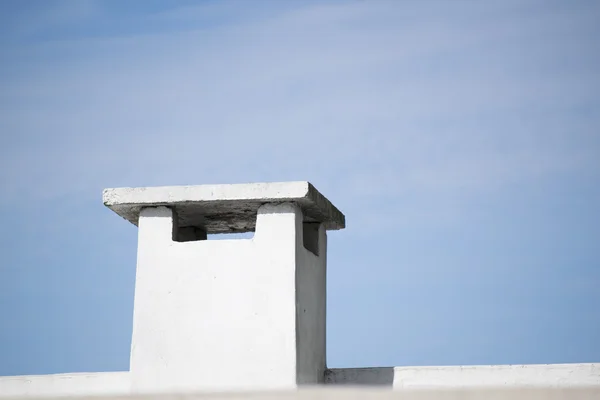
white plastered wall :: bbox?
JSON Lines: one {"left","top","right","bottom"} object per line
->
{"left": 129, "top": 203, "right": 327, "bottom": 393}
{"left": 0, "top": 372, "right": 130, "bottom": 398}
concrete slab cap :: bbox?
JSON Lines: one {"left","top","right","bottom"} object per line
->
{"left": 103, "top": 181, "right": 345, "bottom": 233}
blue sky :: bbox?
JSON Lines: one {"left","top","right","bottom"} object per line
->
{"left": 1, "top": 0, "right": 599, "bottom": 376}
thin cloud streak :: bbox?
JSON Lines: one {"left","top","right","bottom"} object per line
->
{"left": 1, "top": 0, "right": 599, "bottom": 209}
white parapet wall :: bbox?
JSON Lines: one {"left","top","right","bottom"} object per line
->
{"left": 326, "top": 363, "right": 600, "bottom": 388}
{"left": 2, "top": 387, "right": 600, "bottom": 400}
{"left": 2, "top": 363, "right": 599, "bottom": 398}
{"left": 0, "top": 372, "right": 130, "bottom": 398}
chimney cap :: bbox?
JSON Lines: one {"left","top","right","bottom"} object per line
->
{"left": 103, "top": 181, "right": 345, "bottom": 233}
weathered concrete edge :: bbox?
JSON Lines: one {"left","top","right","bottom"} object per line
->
{"left": 305, "top": 182, "right": 345, "bottom": 230}
{"left": 102, "top": 181, "right": 345, "bottom": 230}
{"left": 325, "top": 363, "right": 600, "bottom": 388}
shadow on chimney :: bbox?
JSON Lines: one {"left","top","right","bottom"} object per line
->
{"left": 324, "top": 367, "right": 395, "bottom": 387}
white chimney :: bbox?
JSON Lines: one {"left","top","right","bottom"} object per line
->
{"left": 103, "top": 181, "right": 345, "bottom": 393}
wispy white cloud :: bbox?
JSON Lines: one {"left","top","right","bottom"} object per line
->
{"left": 1, "top": 0, "right": 598, "bottom": 219}
{"left": 3, "top": 0, "right": 98, "bottom": 39}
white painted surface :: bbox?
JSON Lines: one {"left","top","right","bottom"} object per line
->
{"left": 0, "top": 372, "right": 130, "bottom": 398}
{"left": 326, "top": 363, "right": 600, "bottom": 388}
{"left": 129, "top": 203, "right": 328, "bottom": 392}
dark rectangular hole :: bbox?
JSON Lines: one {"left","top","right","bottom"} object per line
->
{"left": 303, "top": 222, "right": 320, "bottom": 256}
{"left": 174, "top": 226, "right": 207, "bottom": 242}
